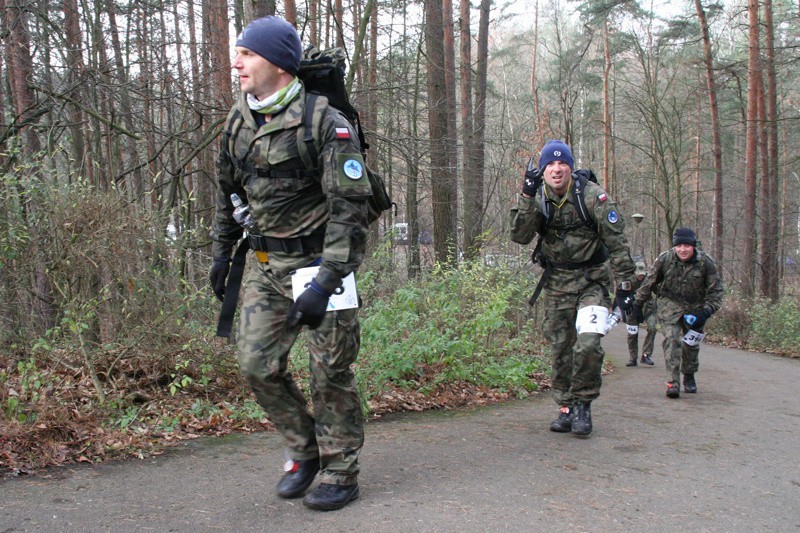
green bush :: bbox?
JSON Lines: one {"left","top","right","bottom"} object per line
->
{"left": 356, "top": 259, "right": 548, "bottom": 397}
{"left": 748, "top": 297, "right": 800, "bottom": 355}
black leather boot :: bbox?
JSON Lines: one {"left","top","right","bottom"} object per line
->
{"left": 571, "top": 402, "right": 592, "bottom": 436}
{"left": 683, "top": 374, "right": 697, "bottom": 393}
{"left": 276, "top": 458, "right": 320, "bottom": 498}
{"left": 626, "top": 357, "right": 638, "bottom": 367}
{"left": 549, "top": 405, "right": 573, "bottom": 433}
{"left": 303, "top": 482, "right": 360, "bottom": 511}
{"left": 640, "top": 354, "right": 654, "bottom": 365}
{"left": 666, "top": 383, "right": 680, "bottom": 398}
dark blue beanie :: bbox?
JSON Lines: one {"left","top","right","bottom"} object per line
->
{"left": 538, "top": 140, "right": 574, "bottom": 172}
{"left": 236, "top": 16, "right": 302, "bottom": 75}
{"left": 672, "top": 227, "right": 697, "bottom": 246}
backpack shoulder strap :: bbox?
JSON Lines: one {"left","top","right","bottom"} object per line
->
{"left": 538, "top": 185, "right": 554, "bottom": 234}
{"left": 296, "top": 93, "right": 328, "bottom": 171}
{"left": 224, "top": 108, "right": 245, "bottom": 157}
{"left": 571, "top": 173, "right": 597, "bottom": 231}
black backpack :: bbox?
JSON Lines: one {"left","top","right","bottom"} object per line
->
{"left": 298, "top": 46, "right": 393, "bottom": 223}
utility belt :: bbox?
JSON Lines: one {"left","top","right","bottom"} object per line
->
{"left": 247, "top": 226, "right": 325, "bottom": 255}
{"left": 216, "top": 226, "right": 326, "bottom": 338}
{"left": 528, "top": 244, "right": 608, "bottom": 306}
{"left": 547, "top": 245, "right": 608, "bottom": 271}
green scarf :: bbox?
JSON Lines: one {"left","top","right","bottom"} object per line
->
{"left": 247, "top": 77, "right": 301, "bottom": 115}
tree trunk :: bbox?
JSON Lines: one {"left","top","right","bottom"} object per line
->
{"left": 285, "top": 0, "right": 296, "bottom": 25}
{"left": 442, "top": 0, "right": 460, "bottom": 257}
{"left": 245, "top": 0, "right": 275, "bottom": 20}
{"left": 602, "top": 18, "right": 612, "bottom": 193}
{"left": 531, "top": 0, "right": 541, "bottom": 136}
{"left": 470, "top": 0, "right": 490, "bottom": 258}
{"left": 425, "top": 0, "right": 457, "bottom": 265}
{"left": 460, "top": 0, "right": 481, "bottom": 260}
{"left": 762, "top": 0, "right": 780, "bottom": 301}
{"left": 693, "top": 0, "right": 725, "bottom": 269}
{"left": 742, "top": 0, "right": 760, "bottom": 298}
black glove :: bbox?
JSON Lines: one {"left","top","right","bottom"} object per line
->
{"left": 287, "top": 279, "right": 331, "bottom": 330}
{"left": 522, "top": 156, "right": 542, "bottom": 197}
{"left": 210, "top": 257, "right": 231, "bottom": 302}
{"left": 630, "top": 303, "right": 644, "bottom": 324}
{"left": 614, "top": 285, "right": 634, "bottom": 315}
{"left": 684, "top": 307, "right": 711, "bottom": 330}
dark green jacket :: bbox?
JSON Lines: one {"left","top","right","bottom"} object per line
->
{"left": 210, "top": 87, "right": 371, "bottom": 291}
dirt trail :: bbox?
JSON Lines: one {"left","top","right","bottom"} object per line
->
{"left": 2, "top": 327, "right": 799, "bottom": 532}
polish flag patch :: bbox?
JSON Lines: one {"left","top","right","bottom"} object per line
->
{"left": 597, "top": 192, "right": 608, "bottom": 202}
{"left": 335, "top": 127, "right": 351, "bottom": 139}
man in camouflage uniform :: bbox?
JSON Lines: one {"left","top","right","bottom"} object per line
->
{"left": 208, "top": 16, "right": 370, "bottom": 511}
{"left": 632, "top": 227, "right": 723, "bottom": 398}
{"left": 510, "top": 140, "right": 636, "bottom": 437}
{"left": 625, "top": 261, "right": 656, "bottom": 367}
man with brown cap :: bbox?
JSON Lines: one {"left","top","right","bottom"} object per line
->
{"left": 625, "top": 261, "right": 656, "bottom": 367}
{"left": 632, "top": 227, "right": 723, "bottom": 398}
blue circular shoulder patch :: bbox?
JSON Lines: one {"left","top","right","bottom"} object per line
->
{"left": 608, "top": 211, "right": 619, "bottom": 223}
{"left": 343, "top": 159, "right": 364, "bottom": 180}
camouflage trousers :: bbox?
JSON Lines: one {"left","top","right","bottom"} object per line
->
{"left": 659, "top": 319, "right": 700, "bottom": 385}
{"left": 237, "top": 260, "right": 363, "bottom": 486}
{"left": 627, "top": 313, "right": 657, "bottom": 360}
{"left": 542, "top": 281, "right": 610, "bottom": 406}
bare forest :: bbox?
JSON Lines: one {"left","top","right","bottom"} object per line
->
{"left": 2, "top": 0, "right": 800, "bottom": 470}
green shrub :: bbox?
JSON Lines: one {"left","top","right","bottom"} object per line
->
{"left": 356, "top": 259, "right": 548, "bottom": 398}
{"left": 748, "top": 297, "right": 800, "bottom": 356}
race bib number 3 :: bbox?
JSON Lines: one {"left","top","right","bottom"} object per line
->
{"left": 291, "top": 266, "right": 359, "bottom": 311}
{"left": 576, "top": 305, "right": 609, "bottom": 335}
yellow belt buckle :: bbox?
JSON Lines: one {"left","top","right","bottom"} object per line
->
{"left": 254, "top": 250, "right": 269, "bottom": 263}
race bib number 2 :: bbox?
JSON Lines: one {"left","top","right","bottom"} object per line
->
{"left": 576, "top": 305, "right": 609, "bottom": 335}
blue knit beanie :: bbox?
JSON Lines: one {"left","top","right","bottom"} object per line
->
{"left": 672, "top": 227, "right": 697, "bottom": 246}
{"left": 236, "top": 16, "right": 302, "bottom": 75}
{"left": 538, "top": 140, "right": 574, "bottom": 172}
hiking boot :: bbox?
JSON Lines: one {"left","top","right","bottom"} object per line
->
{"left": 277, "top": 458, "right": 320, "bottom": 499}
{"left": 303, "top": 483, "right": 359, "bottom": 511}
{"left": 666, "top": 383, "right": 680, "bottom": 399}
{"left": 640, "top": 354, "right": 654, "bottom": 365}
{"left": 549, "top": 405, "right": 573, "bottom": 433}
{"left": 683, "top": 374, "right": 697, "bottom": 393}
{"left": 571, "top": 402, "right": 592, "bottom": 436}
{"left": 626, "top": 358, "right": 638, "bottom": 367}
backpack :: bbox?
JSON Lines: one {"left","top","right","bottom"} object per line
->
{"left": 298, "top": 46, "right": 393, "bottom": 224}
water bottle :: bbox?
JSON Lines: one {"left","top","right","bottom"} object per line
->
{"left": 230, "top": 193, "right": 254, "bottom": 229}
{"left": 604, "top": 307, "right": 623, "bottom": 334}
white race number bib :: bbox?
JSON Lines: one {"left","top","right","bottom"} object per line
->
{"left": 576, "top": 305, "right": 609, "bottom": 335}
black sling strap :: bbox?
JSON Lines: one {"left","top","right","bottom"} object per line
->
{"left": 216, "top": 239, "right": 250, "bottom": 338}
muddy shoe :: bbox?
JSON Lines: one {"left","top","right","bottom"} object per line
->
{"left": 549, "top": 405, "right": 573, "bottom": 433}
{"left": 571, "top": 402, "right": 592, "bottom": 436}
{"left": 683, "top": 373, "right": 697, "bottom": 393}
{"left": 277, "top": 458, "right": 320, "bottom": 499}
{"left": 303, "top": 483, "right": 359, "bottom": 511}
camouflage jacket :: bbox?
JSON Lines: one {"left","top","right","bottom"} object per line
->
{"left": 210, "top": 87, "right": 371, "bottom": 291}
{"left": 510, "top": 177, "right": 636, "bottom": 294}
{"left": 634, "top": 248, "right": 723, "bottom": 323}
